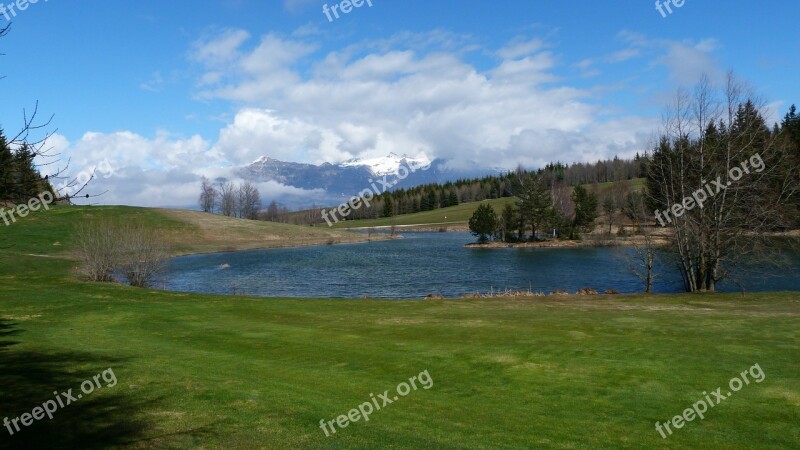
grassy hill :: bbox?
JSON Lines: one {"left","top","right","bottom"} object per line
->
{"left": 330, "top": 197, "right": 516, "bottom": 229}
{"left": 0, "top": 204, "right": 797, "bottom": 449}
{"left": 328, "top": 178, "right": 646, "bottom": 229}
{"left": 0, "top": 205, "right": 384, "bottom": 257}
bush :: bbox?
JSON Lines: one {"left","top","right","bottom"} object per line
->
{"left": 74, "top": 219, "right": 121, "bottom": 282}
{"left": 119, "top": 223, "right": 169, "bottom": 287}
{"left": 75, "top": 219, "right": 169, "bottom": 287}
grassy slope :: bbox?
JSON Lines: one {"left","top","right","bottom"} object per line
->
{"left": 329, "top": 178, "right": 646, "bottom": 229}
{"left": 330, "top": 197, "right": 517, "bottom": 229}
{"left": 0, "top": 205, "right": 798, "bottom": 449}
{"left": 1, "top": 205, "right": 383, "bottom": 257}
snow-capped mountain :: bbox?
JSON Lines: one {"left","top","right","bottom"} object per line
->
{"left": 237, "top": 154, "right": 499, "bottom": 204}
{"left": 339, "top": 153, "right": 432, "bottom": 176}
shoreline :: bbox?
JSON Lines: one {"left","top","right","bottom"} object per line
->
{"left": 167, "top": 233, "right": 402, "bottom": 258}
{"left": 465, "top": 236, "right": 671, "bottom": 249}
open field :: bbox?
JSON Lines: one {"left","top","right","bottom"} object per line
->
{"left": 0, "top": 206, "right": 798, "bottom": 449}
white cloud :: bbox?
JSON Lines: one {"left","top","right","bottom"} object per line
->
{"left": 190, "top": 29, "right": 251, "bottom": 67}
{"left": 658, "top": 39, "right": 723, "bottom": 85}
{"left": 189, "top": 30, "right": 653, "bottom": 173}
{"left": 51, "top": 29, "right": 730, "bottom": 208}
{"left": 616, "top": 30, "right": 723, "bottom": 85}
{"left": 497, "top": 37, "right": 546, "bottom": 60}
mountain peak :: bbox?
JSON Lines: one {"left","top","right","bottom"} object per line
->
{"left": 340, "top": 153, "right": 432, "bottom": 176}
{"left": 251, "top": 156, "right": 274, "bottom": 165}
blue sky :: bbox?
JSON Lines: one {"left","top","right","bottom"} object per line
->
{"left": 0, "top": 0, "right": 797, "bottom": 207}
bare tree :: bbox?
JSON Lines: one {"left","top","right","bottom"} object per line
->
{"left": 237, "top": 181, "right": 261, "bottom": 220}
{"left": 119, "top": 222, "right": 170, "bottom": 288}
{"left": 621, "top": 191, "right": 659, "bottom": 293}
{"left": 217, "top": 181, "right": 237, "bottom": 217}
{"left": 74, "top": 218, "right": 169, "bottom": 287}
{"left": 647, "top": 73, "right": 798, "bottom": 292}
{"left": 199, "top": 176, "right": 218, "bottom": 213}
{"left": 602, "top": 196, "right": 616, "bottom": 234}
{"left": 74, "top": 219, "right": 122, "bottom": 282}
{"left": 262, "top": 200, "right": 281, "bottom": 222}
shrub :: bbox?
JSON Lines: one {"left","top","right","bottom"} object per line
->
{"left": 74, "top": 219, "right": 169, "bottom": 287}
{"left": 74, "top": 219, "right": 121, "bottom": 282}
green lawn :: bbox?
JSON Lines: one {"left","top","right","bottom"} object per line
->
{"left": 0, "top": 205, "right": 798, "bottom": 449}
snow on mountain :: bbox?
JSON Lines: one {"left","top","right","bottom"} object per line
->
{"left": 339, "top": 152, "right": 432, "bottom": 176}
{"left": 236, "top": 153, "right": 497, "bottom": 208}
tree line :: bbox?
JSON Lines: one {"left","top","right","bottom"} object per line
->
{"left": 199, "top": 177, "right": 262, "bottom": 220}
{"left": 275, "top": 156, "right": 646, "bottom": 226}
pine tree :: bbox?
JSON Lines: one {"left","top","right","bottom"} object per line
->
{"left": 448, "top": 190, "right": 458, "bottom": 207}
{"left": 571, "top": 185, "right": 598, "bottom": 239}
{"left": 0, "top": 129, "right": 14, "bottom": 201}
{"left": 513, "top": 172, "right": 552, "bottom": 241}
{"left": 12, "top": 143, "right": 41, "bottom": 201}
{"left": 468, "top": 204, "right": 498, "bottom": 243}
{"left": 500, "top": 203, "right": 518, "bottom": 242}
{"left": 782, "top": 104, "right": 800, "bottom": 151}
{"left": 382, "top": 195, "right": 394, "bottom": 218}
{"left": 426, "top": 190, "right": 437, "bottom": 210}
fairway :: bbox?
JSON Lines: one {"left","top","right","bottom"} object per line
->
{"left": 1, "top": 207, "right": 798, "bottom": 449}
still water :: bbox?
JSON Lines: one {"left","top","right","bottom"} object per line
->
{"left": 163, "top": 232, "right": 799, "bottom": 299}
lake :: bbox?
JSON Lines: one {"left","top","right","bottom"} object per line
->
{"left": 161, "top": 232, "right": 800, "bottom": 298}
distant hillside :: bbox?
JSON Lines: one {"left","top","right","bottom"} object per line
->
{"left": 324, "top": 178, "right": 646, "bottom": 229}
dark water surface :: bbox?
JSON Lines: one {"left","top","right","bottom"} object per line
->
{"left": 163, "top": 232, "right": 800, "bottom": 299}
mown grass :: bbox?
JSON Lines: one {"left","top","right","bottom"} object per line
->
{"left": 0, "top": 205, "right": 798, "bottom": 449}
